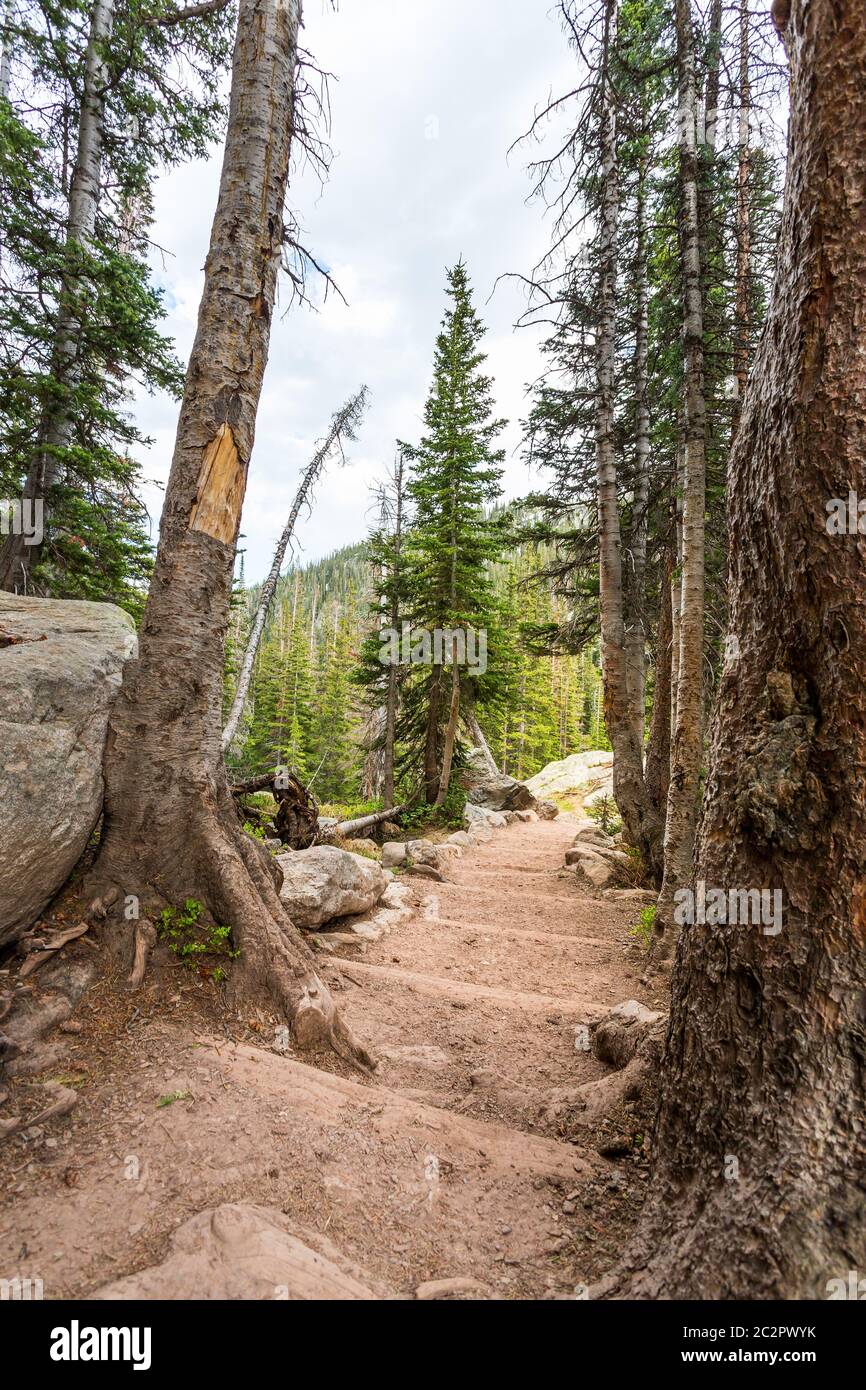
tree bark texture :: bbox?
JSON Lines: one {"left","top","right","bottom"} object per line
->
{"left": 87, "top": 0, "right": 371, "bottom": 1068}
{"left": 613, "top": 0, "right": 866, "bottom": 1298}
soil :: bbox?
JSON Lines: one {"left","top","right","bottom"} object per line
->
{"left": 0, "top": 814, "right": 666, "bottom": 1300}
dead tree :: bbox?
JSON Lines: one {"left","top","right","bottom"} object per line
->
{"left": 222, "top": 385, "right": 369, "bottom": 752}
{"left": 85, "top": 0, "right": 372, "bottom": 1067}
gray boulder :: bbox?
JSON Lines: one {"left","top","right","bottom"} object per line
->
{"left": 458, "top": 758, "right": 537, "bottom": 812}
{"left": 276, "top": 846, "right": 387, "bottom": 928}
{"left": 0, "top": 595, "right": 137, "bottom": 949}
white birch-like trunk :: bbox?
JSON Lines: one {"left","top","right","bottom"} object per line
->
{"left": 222, "top": 386, "right": 367, "bottom": 753}
{"left": 654, "top": 0, "right": 708, "bottom": 953}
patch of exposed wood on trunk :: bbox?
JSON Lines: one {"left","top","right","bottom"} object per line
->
{"left": 189, "top": 424, "right": 245, "bottom": 544}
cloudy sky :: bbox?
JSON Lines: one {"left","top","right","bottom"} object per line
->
{"left": 134, "top": 0, "right": 575, "bottom": 583}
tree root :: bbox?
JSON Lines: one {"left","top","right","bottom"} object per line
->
{"left": 87, "top": 797, "right": 376, "bottom": 1074}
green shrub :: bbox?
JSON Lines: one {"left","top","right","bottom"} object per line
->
{"left": 156, "top": 898, "right": 240, "bottom": 977}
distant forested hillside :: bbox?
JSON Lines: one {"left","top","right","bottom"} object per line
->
{"left": 223, "top": 536, "right": 608, "bottom": 804}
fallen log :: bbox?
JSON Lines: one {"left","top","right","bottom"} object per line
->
{"left": 334, "top": 804, "right": 406, "bottom": 838}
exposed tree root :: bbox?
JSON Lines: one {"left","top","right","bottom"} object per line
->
{"left": 86, "top": 792, "right": 376, "bottom": 1074}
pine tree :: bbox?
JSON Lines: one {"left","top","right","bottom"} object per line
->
{"left": 399, "top": 260, "right": 506, "bottom": 803}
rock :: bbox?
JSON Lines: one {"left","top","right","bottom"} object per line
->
{"left": 458, "top": 763, "right": 537, "bottom": 813}
{"left": 514, "top": 809, "right": 538, "bottom": 823}
{"left": 380, "top": 821, "right": 401, "bottom": 838}
{"left": 0, "top": 595, "right": 137, "bottom": 949}
{"left": 340, "top": 837, "right": 379, "bottom": 859}
{"left": 525, "top": 750, "right": 614, "bottom": 798}
{"left": 405, "top": 863, "right": 445, "bottom": 882}
{"left": 334, "top": 881, "right": 414, "bottom": 941}
{"left": 572, "top": 825, "right": 615, "bottom": 849}
{"left": 592, "top": 999, "right": 666, "bottom": 1070}
{"left": 602, "top": 888, "right": 657, "bottom": 904}
{"left": 446, "top": 830, "right": 470, "bottom": 846}
{"left": 381, "top": 841, "right": 407, "bottom": 869}
{"left": 415, "top": 1277, "right": 492, "bottom": 1301}
{"left": 569, "top": 848, "right": 619, "bottom": 891}
{"left": 463, "top": 803, "right": 507, "bottom": 830}
{"left": 405, "top": 839, "right": 452, "bottom": 869}
{"left": 91, "top": 1204, "right": 384, "bottom": 1300}
{"left": 567, "top": 844, "right": 629, "bottom": 870}
{"left": 537, "top": 800, "right": 559, "bottom": 820}
{"left": 276, "top": 846, "right": 387, "bottom": 928}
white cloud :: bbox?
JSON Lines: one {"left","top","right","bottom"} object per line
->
{"left": 132, "top": 0, "right": 576, "bottom": 580}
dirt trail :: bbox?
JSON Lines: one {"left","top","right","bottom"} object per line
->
{"left": 0, "top": 816, "right": 665, "bottom": 1299}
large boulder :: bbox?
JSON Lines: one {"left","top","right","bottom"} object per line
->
{"left": 525, "top": 749, "right": 613, "bottom": 799}
{"left": 458, "top": 751, "right": 537, "bottom": 812}
{"left": 0, "top": 595, "right": 137, "bottom": 949}
{"left": 276, "top": 845, "right": 387, "bottom": 928}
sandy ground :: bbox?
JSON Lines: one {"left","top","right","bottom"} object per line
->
{"left": 0, "top": 815, "right": 664, "bottom": 1299}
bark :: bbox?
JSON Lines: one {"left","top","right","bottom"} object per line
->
{"left": 732, "top": 0, "right": 752, "bottom": 439}
{"left": 644, "top": 552, "right": 672, "bottom": 826}
{"left": 86, "top": 0, "right": 371, "bottom": 1069}
{"left": 653, "top": 0, "right": 708, "bottom": 953}
{"left": 423, "top": 660, "right": 443, "bottom": 802}
{"left": 382, "top": 452, "right": 405, "bottom": 807}
{"left": 334, "top": 805, "right": 407, "bottom": 838}
{"left": 0, "top": 0, "right": 115, "bottom": 591}
{"left": 610, "top": 0, "right": 866, "bottom": 1298}
{"left": 594, "top": 2, "right": 663, "bottom": 877}
{"left": 0, "top": 0, "right": 13, "bottom": 100}
{"left": 222, "top": 385, "right": 367, "bottom": 752}
{"left": 624, "top": 157, "right": 650, "bottom": 754}
{"left": 435, "top": 657, "right": 460, "bottom": 806}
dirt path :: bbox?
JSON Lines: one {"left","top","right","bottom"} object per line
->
{"left": 0, "top": 816, "right": 665, "bottom": 1299}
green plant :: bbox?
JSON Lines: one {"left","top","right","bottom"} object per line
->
{"left": 588, "top": 794, "right": 622, "bottom": 837}
{"left": 630, "top": 904, "right": 656, "bottom": 949}
{"left": 398, "top": 783, "right": 466, "bottom": 833}
{"left": 242, "top": 820, "right": 266, "bottom": 841}
{"left": 156, "top": 899, "right": 239, "bottom": 976}
{"left": 158, "top": 1090, "right": 191, "bottom": 1108}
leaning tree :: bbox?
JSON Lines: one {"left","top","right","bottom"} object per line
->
{"left": 87, "top": 0, "right": 372, "bottom": 1068}
{"left": 605, "top": 0, "right": 866, "bottom": 1297}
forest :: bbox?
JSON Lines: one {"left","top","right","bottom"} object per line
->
{"left": 0, "top": 0, "right": 864, "bottom": 1339}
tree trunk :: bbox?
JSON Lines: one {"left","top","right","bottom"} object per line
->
{"left": 653, "top": 0, "right": 708, "bottom": 953}
{"left": 435, "top": 656, "right": 460, "bottom": 805}
{"left": 382, "top": 452, "right": 405, "bottom": 807}
{"left": 612, "top": 0, "right": 866, "bottom": 1298}
{"left": 732, "top": 0, "right": 752, "bottom": 440}
{"left": 0, "top": 0, "right": 14, "bottom": 101}
{"left": 0, "top": 0, "right": 116, "bottom": 591}
{"left": 594, "top": 1, "right": 662, "bottom": 877}
{"left": 222, "top": 386, "right": 367, "bottom": 752}
{"left": 86, "top": 0, "right": 371, "bottom": 1068}
{"left": 624, "top": 156, "right": 650, "bottom": 754}
{"left": 644, "top": 551, "right": 672, "bottom": 826}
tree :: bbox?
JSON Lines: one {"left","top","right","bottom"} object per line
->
{"left": 221, "top": 384, "right": 368, "bottom": 752}
{"left": 0, "top": 0, "right": 232, "bottom": 608}
{"left": 356, "top": 450, "right": 411, "bottom": 807}
{"left": 86, "top": 0, "right": 371, "bottom": 1066}
{"left": 607, "top": 0, "right": 866, "bottom": 1298}
{"left": 399, "top": 260, "right": 505, "bottom": 803}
